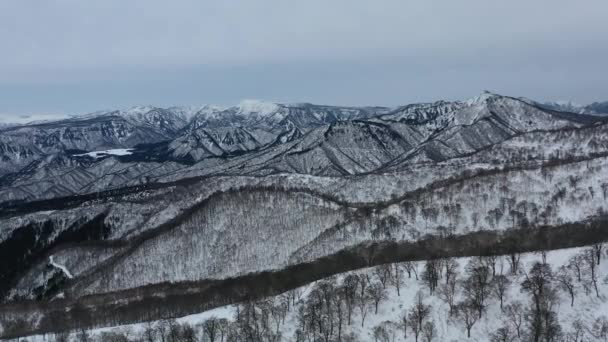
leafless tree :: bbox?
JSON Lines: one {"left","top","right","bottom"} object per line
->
{"left": 359, "top": 273, "right": 370, "bottom": 298}
{"left": 399, "top": 312, "right": 408, "bottom": 340}
{"left": 375, "top": 264, "right": 392, "bottom": 289}
{"left": 357, "top": 294, "right": 372, "bottom": 328}
{"left": 555, "top": 266, "right": 576, "bottom": 307}
{"left": 456, "top": 300, "right": 479, "bottom": 338}
{"left": 54, "top": 332, "right": 70, "bottom": 342}
{"left": 590, "top": 316, "right": 608, "bottom": 341}
{"left": 521, "top": 262, "right": 561, "bottom": 342}
{"left": 568, "top": 254, "right": 584, "bottom": 282}
{"left": 403, "top": 261, "right": 419, "bottom": 280}
{"left": 593, "top": 243, "right": 604, "bottom": 265}
{"left": 438, "top": 276, "right": 458, "bottom": 315}
{"left": 156, "top": 320, "right": 170, "bottom": 342}
{"left": 391, "top": 263, "right": 404, "bottom": 296}
{"left": 508, "top": 252, "right": 521, "bottom": 275}
{"left": 566, "top": 319, "right": 586, "bottom": 342}
{"left": 217, "top": 318, "right": 230, "bottom": 342}
{"left": 464, "top": 260, "right": 491, "bottom": 318}
{"left": 335, "top": 294, "right": 347, "bottom": 341}
{"left": 203, "top": 317, "right": 220, "bottom": 342}
{"left": 373, "top": 325, "right": 389, "bottom": 342}
{"left": 143, "top": 321, "right": 157, "bottom": 342}
{"left": 76, "top": 329, "right": 90, "bottom": 342}
{"left": 492, "top": 274, "right": 511, "bottom": 310}
{"left": 422, "top": 259, "right": 440, "bottom": 295}
{"left": 407, "top": 291, "right": 431, "bottom": 342}
{"left": 422, "top": 321, "right": 436, "bottom": 342}
{"left": 367, "top": 282, "right": 387, "bottom": 315}
{"left": 490, "top": 326, "right": 515, "bottom": 342}
{"left": 482, "top": 255, "right": 499, "bottom": 277}
{"left": 443, "top": 258, "right": 459, "bottom": 285}
{"left": 342, "top": 274, "right": 359, "bottom": 325}
{"left": 505, "top": 301, "right": 525, "bottom": 339}
{"left": 582, "top": 248, "right": 600, "bottom": 297}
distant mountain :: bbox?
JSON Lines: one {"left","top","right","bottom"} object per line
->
{"left": 1, "top": 92, "right": 603, "bottom": 204}
{"left": 540, "top": 100, "right": 608, "bottom": 115}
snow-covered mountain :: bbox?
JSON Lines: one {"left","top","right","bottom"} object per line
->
{"left": 1, "top": 92, "right": 601, "bottom": 204}
{"left": 540, "top": 100, "right": 608, "bottom": 116}
{"left": 2, "top": 92, "right": 608, "bottom": 338}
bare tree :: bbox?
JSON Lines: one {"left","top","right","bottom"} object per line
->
{"left": 490, "top": 326, "right": 515, "bottom": 342}
{"left": 567, "top": 319, "right": 586, "bottom": 342}
{"left": 492, "top": 274, "right": 511, "bottom": 310}
{"left": 456, "top": 300, "right": 479, "bottom": 338}
{"left": 505, "top": 301, "right": 524, "bottom": 339}
{"left": 482, "top": 255, "right": 499, "bottom": 277}
{"left": 54, "top": 332, "right": 70, "bottom": 342}
{"left": 381, "top": 321, "right": 399, "bottom": 342}
{"left": 217, "top": 319, "right": 230, "bottom": 342}
{"left": 593, "top": 243, "right": 604, "bottom": 265}
{"left": 404, "top": 261, "right": 419, "bottom": 280}
{"left": 399, "top": 312, "right": 408, "bottom": 340}
{"left": 422, "top": 321, "right": 436, "bottom": 342}
{"left": 203, "top": 317, "right": 219, "bottom": 342}
{"left": 357, "top": 294, "right": 372, "bottom": 328}
{"left": 156, "top": 320, "right": 170, "bottom": 342}
{"left": 438, "top": 276, "right": 458, "bottom": 315}
{"left": 373, "top": 325, "right": 389, "bottom": 342}
{"left": 590, "top": 316, "right": 608, "bottom": 341}
{"left": 374, "top": 264, "right": 392, "bottom": 289}
{"left": 443, "top": 258, "right": 459, "bottom": 285}
{"left": 408, "top": 291, "right": 431, "bottom": 342}
{"left": 391, "top": 263, "right": 404, "bottom": 296}
{"left": 335, "top": 294, "right": 347, "bottom": 341}
{"left": 359, "top": 273, "right": 370, "bottom": 298}
{"left": 464, "top": 260, "right": 491, "bottom": 318}
{"left": 555, "top": 266, "right": 576, "bottom": 307}
{"left": 568, "top": 254, "right": 584, "bottom": 282}
{"left": 76, "top": 329, "right": 90, "bottom": 342}
{"left": 521, "top": 262, "right": 561, "bottom": 342}
{"left": 342, "top": 274, "right": 359, "bottom": 325}
{"left": 167, "top": 320, "right": 181, "bottom": 342}
{"left": 367, "top": 282, "right": 387, "bottom": 315}
{"left": 508, "top": 252, "right": 521, "bottom": 275}
{"left": 582, "top": 249, "right": 600, "bottom": 297}
{"left": 422, "top": 260, "right": 440, "bottom": 295}
{"left": 144, "top": 321, "right": 157, "bottom": 342}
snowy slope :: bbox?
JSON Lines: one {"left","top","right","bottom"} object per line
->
{"left": 19, "top": 246, "right": 608, "bottom": 342}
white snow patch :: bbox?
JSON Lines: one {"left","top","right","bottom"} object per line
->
{"left": 465, "top": 90, "right": 496, "bottom": 106}
{"left": 74, "top": 149, "right": 134, "bottom": 158}
{"left": 237, "top": 99, "right": 279, "bottom": 116}
{"left": 49, "top": 256, "right": 73, "bottom": 279}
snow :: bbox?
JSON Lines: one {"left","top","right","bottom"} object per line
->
{"left": 237, "top": 99, "right": 279, "bottom": 116}
{"left": 464, "top": 91, "right": 497, "bottom": 106}
{"left": 20, "top": 246, "right": 608, "bottom": 342}
{"left": 121, "top": 105, "right": 157, "bottom": 116}
{"left": 73, "top": 149, "right": 134, "bottom": 158}
{"left": 0, "top": 113, "right": 70, "bottom": 125}
{"left": 49, "top": 256, "right": 73, "bottom": 279}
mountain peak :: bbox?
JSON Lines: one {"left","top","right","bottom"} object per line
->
{"left": 464, "top": 91, "right": 500, "bottom": 106}
{"left": 236, "top": 100, "right": 280, "bottom": 116}
{"left": 122, "top": 105, "right": 158, "bottom": 116}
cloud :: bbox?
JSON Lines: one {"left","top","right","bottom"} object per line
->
{"left": 0, "top": 112, "right": 69, "bottom": 124}
{"left": 0, "top": 0, "right": 607, "bottom": 111}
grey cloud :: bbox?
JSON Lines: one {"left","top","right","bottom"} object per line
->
{"left": 0, "top": 0, "right": 607, "bottom": 114}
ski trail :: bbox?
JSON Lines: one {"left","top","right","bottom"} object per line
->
{"left": 49, "top": 256, "right": 73, "bottom": 279}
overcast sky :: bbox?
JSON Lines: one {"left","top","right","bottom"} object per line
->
{"left": 1, "top": 0, "right": 607, "bottom": 120}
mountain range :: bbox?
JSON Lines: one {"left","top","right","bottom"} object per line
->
{"left": 2, "top": 91, "right": 608, "bottom": 338}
